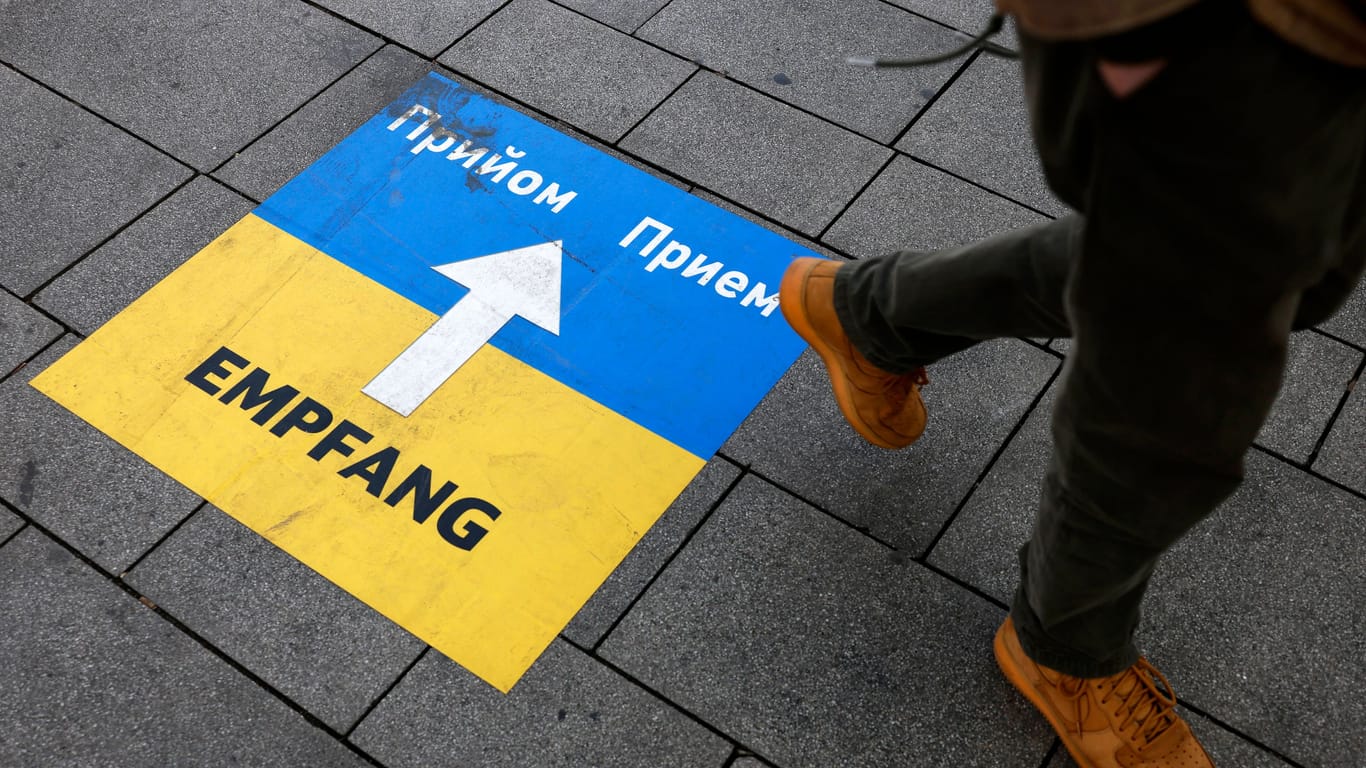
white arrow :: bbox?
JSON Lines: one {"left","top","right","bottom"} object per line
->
{"left": 363, "top": 240, "right": 564, "bottom": 416}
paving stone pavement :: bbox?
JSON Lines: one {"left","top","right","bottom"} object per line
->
{"left": 0, "top": 288, "right": 61, "bottom": 379}
{"left": 0, "top": 67, "right": 192, "bottom": 296}
{"left": 1, "top": 2, "right": 1362, "bottom": 767}
{"left": 0, "top": 507, "right": 22, "bottom": 544}
{"left": 124, "top": 507, "right": 428, "bottom": 733}
{"left": 33, "top": 177, "right": 257, "bottom": 336}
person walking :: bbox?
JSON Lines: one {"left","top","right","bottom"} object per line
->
{"left": 779, "top": 1, "right": 1365, "bottom": 765}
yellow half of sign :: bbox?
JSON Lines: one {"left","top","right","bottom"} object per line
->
{"left": 32, "top": 214, "right": 704, "bottom": 692}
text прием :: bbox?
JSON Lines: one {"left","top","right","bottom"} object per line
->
{"left": 620, "top": 217, "right": 782, "bottom": 318}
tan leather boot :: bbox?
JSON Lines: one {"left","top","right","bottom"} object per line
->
{"left": 995, "top": 618, "right": 1216, "bottom": 768}
{"left": 779, "top": 257, "right": 928, "bottom": 449}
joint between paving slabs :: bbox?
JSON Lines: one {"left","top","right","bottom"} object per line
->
{"left": 719, "top": 461, "right": 1043, "bottom": 635}
{"left": 119, "top": 500, "right": 208, "bottom": 576}
{"left": 290, "top": 0, "right": 433, "bottom": 62}
{"left": 1020, "top": 337, "right": 1065, "bottom": 359}
{"left": 721, "top": 746, "right": 782, "bottom": 768}
{"left": 1309, "top": 324, "right": 1366, "bottom": 355}
{"left": 344, "top": 646, "right": 431, "bottom": 739}
{"left": 677, "top": 178, "right": 854, "bottom": 257}
{"left": 0, "top": 61, "right": 194, "bottom": 180}
{"left": 538, "top": 9, "right": 915, "bottom": 151}
{"left": 205, "top": 45, "right": 390, "bottom": 179}
{"left": 0, "top": 332, "right": 72, "bottom": 389}
{"left": 207, "top": 175, "right": 264, "bottom": 206}
{"left": 614, "top": 67, "right": 703, "bottom": 150}
{"left": 1176, "top": 699, "right": 1312, "bottom": 768}
{"left": 1, "top": 286, "right": 79, "bottom": 353}
{"left": 733, "top": 463, "right": 902, "bottom": 553}
{"left": 866, "top": 0, "right": 1010, "bottom": 41}
{"left": 626, "top": 0, "right": 681, "bottom": 35}
{"left": 432, "top": 0, "right": 519, "bottom": 61}
{"left": 559, "top": 634, "right": 756, "bottom": 761}
{"left": 0, "top": 500, "right": 28, "bottom": 550}
{"left": 887, "top": 47, "right": 984, "bottom": 149}
{"left": 1035, "top": 740, "right": 1062, "bottom": 768}
{"left": 919, "top": 363, "right": 1063, "bottom": 560}
{"left": 906, "top": 154, "right": 1061, "bottom": 220}
{"left": 589, "top": 463, "right": 749, "bottom": 654}
{"left": 1304, "top": 352, "right": 1365, "bottom": 467}
{"left": 683, "top": 62, "right": 901, "bottom": 150}
{"left": 1252, "top": 442, "right": 1366, "bottom": 503}
{"left": 0, "top": 506, "right": 387, "bottom": 767}
{"left": 20, "top": 173, "right": 200, "bottom": 304}
{"left": 815, "top": 151, "right": 901, "bottom": 242}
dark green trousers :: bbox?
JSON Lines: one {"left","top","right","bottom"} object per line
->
{"left": 836, "top": 6, "right": 1366, "bottom": 677}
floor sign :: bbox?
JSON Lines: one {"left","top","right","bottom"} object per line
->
{"left": 32, "top": 72, "right": 814, "bottom": 691}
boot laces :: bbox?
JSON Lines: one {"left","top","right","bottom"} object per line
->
{"left": 1096, "top": 659, "right": 1181, "bottom": 748}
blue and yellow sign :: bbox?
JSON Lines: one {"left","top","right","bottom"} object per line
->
{"left": 33, "top": 73, "right": 813, "bottom": 691}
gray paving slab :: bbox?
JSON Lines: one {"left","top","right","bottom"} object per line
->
{"left": 0, "top": 67, "right": 191, "bottom": 296}
{"left": 1143, "top": 451, "right": 1366, "bottom": 766}
{"left": 621, "top": 73, "right": 892, "bottom": 236}
{"left": 555, "top": 0, "right": 672, "bottom": 32}
{"left": 930, "top": 401, "right": 1366, "bottom": 767}
{"left": 1314, "top": 379, "right": 1365, "bottom": 494}
{"left": 0, "top": 507, "right": 22, "bottom": 543}
{"left": 350, "top": 639, "right": 732, "bottom": 768}
{"left": 731, "top": 759, "right": 772, "bottom": 768}
{"left": 898, "top": 53, "right": 1066, "bottom": 216}
{"left": 1317, "top": 279, "right": 1365, "bottom": 347}
{"left": 34, "top": 177, "right": 254, "bottom": 336}
{"left": 440, "top": 0, "right": 695, "bottom": 143}
{"left": 887, "top": 0, "right": 998, "bottom": 33}
{"left": 722, "top": 340, "right": 1057, "bottom": 556}
{"left": 1256, "top": 331, "right": 1362, "bottom": 463}
{"left": 216, "top": 46, "right": 431, "bottom": 201}
{"left": 693, "top": 189, "right": 841, "bottom": 260}
{"left": 0, "top": 527, "right": 370, "bottom": 768}
{"left": 599, "top": 475, "right": 1055, "bottom": 768}
{"left": 1048, "top": 706, "right": 1295, "bottom": 767}
{"left": 427, "top": 64, "right": 697, "bottom": 194}
{"left": 0, "top": 337, "right": 201, "bottom": 572}
{"left": 125, "top": 506, "right": 426, "bottom": 732}
{"left": 565, "top": 458, "right": 741, "bottom": 647}
{"left": 0, "top": 0, "right": 379, "bottom": 170}
{"left": 887, "top": 6, "right": 1020, "bottom": 54}
{"left": 637, "top": 0, "right": 964, "bottom": 143}
{"left": 0, "top": 289, "right": 62, "bottom": 379}
{"left": 312, "top": 0, "right": 503, "bottom": 56}
{"left": 925, "top": 382, "right": 1052, "bottom": 602}
{"left": 823, "top": 154, "right": 1045, "bottom": 258}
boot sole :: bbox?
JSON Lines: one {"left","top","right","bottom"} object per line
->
{"left": 779, "top": 258, "right": 917, "bottom": 450}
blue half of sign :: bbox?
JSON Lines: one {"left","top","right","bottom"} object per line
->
{"left": 255, "top": 72, "right": 812, "bottom": 459}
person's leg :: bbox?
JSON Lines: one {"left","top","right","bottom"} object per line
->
{"left": 970, "top": 3, "right": 1366, "bottom": 765}
{"left": 781, "top": 212, "right": 1081, "bottom": 449}
{"left": 1009, "top": 9, "right": 1366, "bottom": 680}
{"left": 783, "top": 9, "right": 1098, "bottom": 449}
{"left": 830, "top": 11, "right": 1104, "bottom": 373}
{"left": 1294, "top": 162, "right": 1366, "bottom": 330}
{"left": 784, "top": 206, "right": 1081, "bottom": 450}
{"left": 834, "top": 216, "right": 1078, "bottom": 372}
